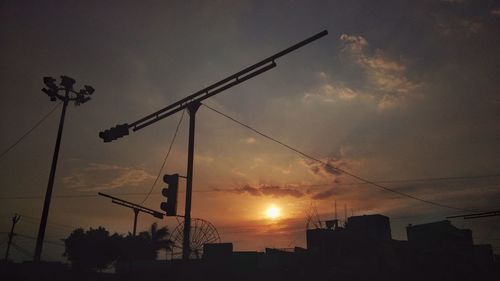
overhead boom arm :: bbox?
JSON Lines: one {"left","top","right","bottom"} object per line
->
{"left": 99, "top": 30, "right": 328, "bottom": 142}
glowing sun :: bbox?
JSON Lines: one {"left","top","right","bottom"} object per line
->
{"left": 265, "top": 205, "right": 281, "bottom": 220}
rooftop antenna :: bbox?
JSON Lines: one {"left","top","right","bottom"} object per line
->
{"left": 334, "top": 200, "right": 338, "bottom": 219}
{"left": 344, "top": 203, "right": 347, "bottom": 225}
{"left": 98, "top": 192, "right": 164, "bottom": 236}
{"left": 98, "top": 30, "right": 328, "bottom": 260}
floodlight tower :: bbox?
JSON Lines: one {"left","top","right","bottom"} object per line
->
{"left": 34, "top": 76, "right": 94, "bottom": 262}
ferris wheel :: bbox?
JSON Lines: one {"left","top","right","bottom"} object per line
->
{"left": 169, "top": 217, "right": 221, "bottom": 259}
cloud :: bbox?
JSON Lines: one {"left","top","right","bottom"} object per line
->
{"left": 436, "top": 19, "right": 482, "bottom": 36}
{"left": 61, "top": 163, "right": 155, "bottom": 191}
{"left": 216, "top": 184, "right": 305, "bottom": 198}
{"left": 339, "top": 34, "right": 419, "bottom": 109}
{"left": 303, "top": 80, "right": 358, "bottom": 104}
{"left": 301, "top": 157, "right": 347, "bottom": 179}
{"left": 239, "top": 137, "right": 257, "bottom": 144}
{"left": 260, "top": 185, "right": 304, "bottom": 198}
{"left": 311, "top": 188, "right": 338, "bottom": 200}
{"left": 339, "top": 34, "right": 368, "bottom": 55}
{"left": 491, "top": 9, "right": 500, "bottom": 16}
{"left": 195, "top": 154, "right": 214, "bottom": 163}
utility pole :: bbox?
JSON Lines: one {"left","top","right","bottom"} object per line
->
{"left": 183, "top": 101, "right": 201, "bottom": 259}
{"left": 5, "top": 214, "right": 20, "bottom": 261}
{"left": 34, "top": 76, "right": 94, "bottom": 262}
{"left": 99, "top": 30, "right": 328, "bottom": 260}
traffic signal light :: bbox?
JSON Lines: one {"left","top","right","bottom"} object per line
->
{"left": 99, "top": 123, "right": 129, "bottom": 142}
{"left": 160, "top": 173, "right": 179, "bottom": 216}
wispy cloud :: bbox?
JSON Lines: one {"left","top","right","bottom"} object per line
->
{"left": 435, "top": 18, "right": 482, "bottom": 36}
{"left": 303, "top": 77, "right": 358, "bottom": 104}
{"left": 216, "top": 184, "right": 305, "bottom": 198}
{"left": 339, "top": 34, "right": 419, "bottom": 109}
{"left": 61, "top": 163, "right": 155, "bottom": 191}
{"left": 239, "top": 137, "right": 257, "bottom": 144}
{"left": 301, "top": 157, "right": 348, "bottom": 179}
{"left": 311, "top": 188, "right": 338, "bottom": 200}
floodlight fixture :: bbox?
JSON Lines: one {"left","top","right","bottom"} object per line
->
{"left": 41, "top": 75, "right": 94, "bottom": 105}
{"left": 43, "top": 76, "right": 57, "bottom": 90}
{"left": 84, "top": 85, "right": 95, "bottom": 95}
{"left": 60, "top": 75, "right": 76, "bottom": 90}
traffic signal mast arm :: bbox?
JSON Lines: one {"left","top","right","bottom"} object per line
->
{"left": 98, "top": 192, "right": 164, "bottom": 219}
{"left": 99, "top": 30, "right": 328, "bottom": 141}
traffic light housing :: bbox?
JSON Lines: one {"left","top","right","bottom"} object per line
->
{"left": 160, "top": 173, "right": 179, "bottom": 216}
{"left": 99, "top": 123, "right": 129, "bottom": 142}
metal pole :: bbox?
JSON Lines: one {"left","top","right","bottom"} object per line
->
{"left": 5, "top": 214, "right": 20, "bottom": 261}
{"left": 133, "top": 208, "right": 139, "bottom": 236}
{"left": 183, "top": 101, "right": 200, "bottom": 260}
{"left": 34, "top": 90, "right": 69, "bottom": 262}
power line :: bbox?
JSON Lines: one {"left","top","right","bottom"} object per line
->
{"left": 0, "top": 102, "right": 62, "bottom": 161}
{"left": 309, "top": 174, "right": 500, "bottom": 186}
{"left": 14, "top": 233, "right": 64, "bottom": 247}
{"left": 139, "top": 109, "right": 185, "bottom": 205}
{"left": 1, "top": 181, "right": 499, "bottom": 201}
{"left": 8, "top": 213, "right": 78, "bottom": 230}
{"left": 201, "top": 103, "right": 479, "bottom": 213}
{"left": 10, "top": 242, "right": 32, "bottom": 258}
{"left": 0, "top": 190, "right": 216, "bottom": 200}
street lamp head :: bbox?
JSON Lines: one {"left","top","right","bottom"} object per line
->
{"left": 84, "top": 85, "right": 95, "bottom": 95}
{"left": 42, "top": 87, "right": 58, "bottom": 102}
{"left": 74, "top": 93, "right": 91, "bottom": 106}
{"left": 60, "top": 75, "right": 76, "bottom": 90}
{"left": 42, "top": 76, "right": 95, "bottom": 105}
{"left": 43, "top": 76, "right": 57, "bottom": 90}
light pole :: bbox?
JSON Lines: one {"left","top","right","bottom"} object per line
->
{"left": 34, "top": 76, "right": 94, "bottom": 262}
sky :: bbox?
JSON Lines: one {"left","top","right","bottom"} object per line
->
{"left": 1, "top": 0, "right": 500, "bottom": 262}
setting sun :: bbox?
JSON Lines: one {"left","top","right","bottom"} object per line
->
{"left": 265, "top": 205, "right": 281, "bottom": 220}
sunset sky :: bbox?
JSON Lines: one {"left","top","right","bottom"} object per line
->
{"left": 1, "top": 0, "right": 500, "bottom": 262}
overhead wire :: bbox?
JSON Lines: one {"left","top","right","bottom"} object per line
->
{"left": 201, "top": 103, "right": 479, "bottom": 213}
{"left": 0, "top": 189, "right": 216, "bottom": 200}
{"left": 0, "top": 101, "right": 62, "bottom": 161}
{"left": 1, "top": 179, "right": 500, "bottom": 201}
{"left": 5, "top": 213, "right": 78, "bottom": 230}
{"left": 10, "top": 242, "right": 33, "bottom": 258}
{"left": 139, "top": 109, "right": 185, "bottom": 205}
{"left": 14, "top": 232, "right": 65, "bottom": 247}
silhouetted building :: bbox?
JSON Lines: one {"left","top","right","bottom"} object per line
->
{"left": 203, "top": 243, "right": 233, "bottom": 260}
{"left": 307, "top": 214, "right": 401, "bottom": 268}
{"left": 306, "top": 214, "right": 497, "bottom": 280}
{"left": 405, "top": 220, "right": 497, "bottom": 280}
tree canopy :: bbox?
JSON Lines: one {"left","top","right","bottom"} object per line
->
{"left": 63, "top": 223, "right": 172, "bottom": 272}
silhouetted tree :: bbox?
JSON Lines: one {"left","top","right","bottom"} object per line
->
{"left": 118, "top": 232, "right": 155, "bottom": 261}
{"left": 117, "top": 223, "right": 172, "bottom": 261}
{"left": 63, "top": 227, "right": 120, "bottom": 272}
{"left": 64, "top": 223, "right": 172, "bottom": 274}
{"left": 148, "top": 222, "right": 173, "bottom": 259}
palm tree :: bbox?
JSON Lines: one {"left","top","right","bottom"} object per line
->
{"left": 147, "top": 222, "right": 172, "bottom": 260}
